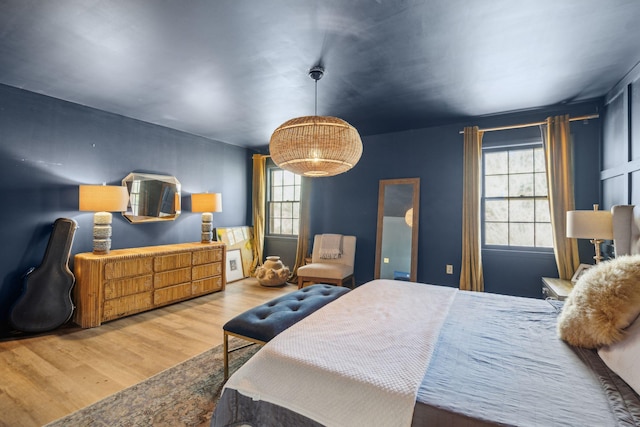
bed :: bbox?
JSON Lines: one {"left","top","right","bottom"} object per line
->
{"left": 212, "top": 206, "right": 640, "bottom": 426}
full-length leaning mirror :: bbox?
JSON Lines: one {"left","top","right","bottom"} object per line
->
{"left": 375, "top": 178, "right": 420, "bottom": 282}
{"left": 121, "top": 173, "right": 181, "bottom": 223}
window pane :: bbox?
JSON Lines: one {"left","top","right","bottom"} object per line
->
{"left": 509, "top": 223, "right": 534, "bottom": 246}
{"left": 294, "top": 174, "right": 302, "bottom": 185}
{"left": 535, "top": 222, "right": 553, "bottom": 247}
{"left": 509, "top": 149, "right": 534, "bottom": 173}
{"left": 485, "top": 151, "right": 508, "bottom": 175}
{"left": 485, "top": 222, "right": 508, "bottom": 245}
{"left": 281, "top": 202, "right": 292, "bottom": 219}
{"left": 485, "top": 175, "right": 508, "bottom": 197}
{"left": 283, "top": 185, "right": 294, "bottom": 201}
{"left": 283, "top": 171, "right": 295, "bottom": 185}
{"left": 272, "top": 186, "right": 283, "bottom": 202}
{"left": 534, "top": 147, "right": 546, "bottom": 172}
{"left": 272, "top": 170, "right": 283, "bottom": 186}
{"left": 485, "top": 200, "right": 508, "bottom": 221}
{"left": 509, "top": 199, "right": 534, "bottom": 222}
{"left": 509, "top": 173, "right": 534, "bottom": 197}
{"left": 281, "top": 218, "right": 293, "bottom": 234}
{"left": 272, "top": 220, "right": 281, "bottom": 235}
{"left": 294, "top": 186, "right": 300, "bottom": 200}
{"left": 535, "top": 199, "right": 550, "bottom": 222}
{"left": 271, "top": 202, "right": 281, "bottom": 218}
{"left": 534, "top": 172, "right": 548, "bottom": 196}
{"left": 292, "top": 202, "right": 300, "bottom": 219}
{"left": 292, "top": 219, "right": 299, "bottom": 233}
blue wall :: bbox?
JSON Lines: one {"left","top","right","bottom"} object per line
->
{"left": 309, "top": 101, "right": 602, "bottom": 298}
{"left": 0, "top": 84, "right": 254, "bottom": 329}
{"left": 0, "top": 81, "right": 604, "bottom": 331}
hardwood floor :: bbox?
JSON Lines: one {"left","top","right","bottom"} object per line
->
{"left": 0, "top": 278, "right": 296, "bottom": 427}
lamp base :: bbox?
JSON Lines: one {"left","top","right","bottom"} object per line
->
{"left": 200, "top": 213, "right": 213, "bottom": 244}
{"left": 93, "top": 212, "right": 113, "bottom": 255}
{"left": 591, "top": 238, "right": 604, "bottom": 264}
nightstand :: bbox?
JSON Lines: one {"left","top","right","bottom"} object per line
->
{"left": 541, "top": 277, "right": 574, "bottom": 301}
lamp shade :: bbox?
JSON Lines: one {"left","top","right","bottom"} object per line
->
{"left": 269, "top": 115, "right": 363, "bottom": 177}
{"left": 566, "top": 210, "right": 613, "bottom": 239}
{"left": 79, "top": 185, "right": 129, "bottom": 212}
{"left": 191, "top": 193, "right": 222, "bottom": 213}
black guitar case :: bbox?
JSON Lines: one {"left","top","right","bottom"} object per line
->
{"left": 10, "top": 218, "right": 78, "bottom": 333}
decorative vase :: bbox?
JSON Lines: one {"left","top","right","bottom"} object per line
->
{"left": 255, "top": 256, "right": 290, "bottom": 287}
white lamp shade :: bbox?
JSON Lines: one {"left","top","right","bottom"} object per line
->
{"left": 191, "top": 193, "right": 222, "bottom": 213}
{"left": 566, "top": 210, "right": 613, "bottom": 239}
{"left": 79, "top": 185, "right": 129, "bottom": 212}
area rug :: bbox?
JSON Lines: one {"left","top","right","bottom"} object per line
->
{"left": 45, "top": 340, "right": 259, "bottom": 427}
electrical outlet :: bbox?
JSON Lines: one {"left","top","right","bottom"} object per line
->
{"left": 446, "top": 264, "right": 453, "bottom": 274}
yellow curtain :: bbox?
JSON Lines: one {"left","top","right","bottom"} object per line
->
{"left": 250, "top": 154, "right": 267, "bottom": 274}
{"left": 291, "top": 176, "right": 311, "bottom": 282}
{"left": 542, "top": 115, "right": 580, "bottom": 280}
{"left": 460, "top": 126, "right": 484, "bottom": 292}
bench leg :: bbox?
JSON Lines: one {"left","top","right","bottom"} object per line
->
{"left": 223, "top": 331, "right": 229, "bottom": 380}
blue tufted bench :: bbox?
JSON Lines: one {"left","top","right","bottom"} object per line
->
{"left": 223, "top": 284, "right": 350, "bottom": 378}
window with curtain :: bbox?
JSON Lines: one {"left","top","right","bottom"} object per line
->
{"left": 482, "top": 141, "right": 553, "bottom": 250}
{"left": 267, "top": 167, "right": 301, "bottom": 236}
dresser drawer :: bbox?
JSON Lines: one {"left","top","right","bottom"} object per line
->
{"left": 103, "top": 292, "right": 153, "bottom": 321}
{"left": 192, "top": 262, "right": 222, "bottom": 280}
{"left": 193, "top": 248, "right": 223, "bottom": 265}
{"left": 154, "top": 283, "right": 192, "bottom": 305}
{"left": 154, "top": 267, "right": 191, "bottom": 289}
{"left": 192, "top": 276, "right": 223, "bottom": 295}
{"left": 104, "top": 275, "right": 153, "bottom": 300}
{"left": 154, "top": 252, "right": 192, "bottom": 272}
{"left": 104, "top": 258, "right": 153, "bottom": 280}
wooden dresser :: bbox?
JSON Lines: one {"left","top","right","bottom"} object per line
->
{"left": 73, "top": 242, "right": 226, "bottom": 328}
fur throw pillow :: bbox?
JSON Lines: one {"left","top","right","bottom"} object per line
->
{"left": 557, "top": 255, "right": 640, "bottom": 348}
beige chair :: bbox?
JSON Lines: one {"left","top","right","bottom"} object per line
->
{"left": 297, "top": 234, "right": 356, "bottom": 289}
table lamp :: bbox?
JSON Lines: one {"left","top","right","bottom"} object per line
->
{"left": 566, "top": 204, "right": 613, "bottom": 263}
{"left": 191, "top": 193, "right": 222, "bottom": 243}
{"left": 79, "top": 185, "right": 130, "bottom": 254}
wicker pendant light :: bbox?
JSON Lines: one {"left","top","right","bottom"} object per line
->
{"left": 269, "top": 66, "right": 363, "bottom": 177}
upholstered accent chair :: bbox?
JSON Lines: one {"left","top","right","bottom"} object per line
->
{"left": 297, "top": 234, "right": 356, "bottom": 289}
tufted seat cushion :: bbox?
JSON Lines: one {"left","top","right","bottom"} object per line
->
{"left": 224, "top": 284, "right": 350, "bottom": 343}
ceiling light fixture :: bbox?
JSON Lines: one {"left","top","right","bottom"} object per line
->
{"left": 269, "top": 66, "right": 363, "bottom": 177}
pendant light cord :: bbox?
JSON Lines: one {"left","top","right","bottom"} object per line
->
{"left": 314, "top": 78, "right": 318, "bottom": 116}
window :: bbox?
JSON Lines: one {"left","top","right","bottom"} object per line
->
{"left": 482, "top": 143, "right": 553, "bottom": 249}
{"left": 268, "top": 168, "right": 301, "bottom": 236}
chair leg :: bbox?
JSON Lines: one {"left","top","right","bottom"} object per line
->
{"left": 298, "top": 277, "right": 304, "bottom": 289}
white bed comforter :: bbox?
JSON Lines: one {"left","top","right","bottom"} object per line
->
{"left": 224, "top": 279, "right": 457, "bottom": 427}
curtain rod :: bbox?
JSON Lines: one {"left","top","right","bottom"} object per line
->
{"left": 458, "top": 113, "right": 599, "bottom": 134}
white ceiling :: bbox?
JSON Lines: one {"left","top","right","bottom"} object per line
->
{"left": 1, "top": 0, "right": 639, "bottom": 148}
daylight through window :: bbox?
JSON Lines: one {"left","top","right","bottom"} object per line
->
{"left": 268, "top": 168, "right": 301, "bottom": 236}
{"left": 482, "top": 144, "right": 553, "bottom": 249}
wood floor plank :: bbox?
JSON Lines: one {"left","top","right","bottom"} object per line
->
{"left": 0, "top": 278, "right": 296, "bottom": 427}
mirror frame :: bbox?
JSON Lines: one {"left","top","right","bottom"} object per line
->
{"left": 374, "top": 177, "right": 420, "bottom": 282}
{"left": 121, "top": 172, "right": 182, "bottom": 223}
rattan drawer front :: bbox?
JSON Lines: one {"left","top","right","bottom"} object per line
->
{"left": 192, "top": 248, "right": 223, "bottom": 265}
{"left": 192, "top": 262, "right": 222, "bottom": 280}
{"left": 154, "top": 267, "right": 191, "bottom": 289}
{"left": 154, "top": 253, "right": 192, "bottom": 272}
{"left": 104, "top": 258, "right": 153, "bottom": 280}
{"left": 103, "top": 292, "right": 153, "bottom": 321}
{"left": 104, "top": 275, "right": 153, "bottom": 300}
{"left": 154, "top": 283, "right": 192, "bottom": 305}
{"left": 192, "top": 276, "right": 223, "bottom": 295}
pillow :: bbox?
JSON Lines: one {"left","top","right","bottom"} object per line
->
{"left": 598, "top": 316, "right": 640, "bottom": 395}
{"left": 557, "top": 255, "right": 640, "bottom": 348}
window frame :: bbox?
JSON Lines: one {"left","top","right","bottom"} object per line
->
{"left": 481, "top": 139, "right": 554, "bottom": 253}
{"left": 266, "top": 166, "right": 301, "bottom": 238}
